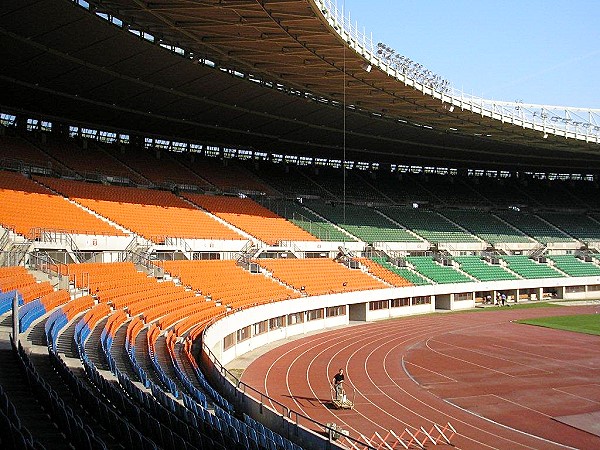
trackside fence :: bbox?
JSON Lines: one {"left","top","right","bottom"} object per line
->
{"left": 201, "top": 339, "right": 376, "bottom": 450}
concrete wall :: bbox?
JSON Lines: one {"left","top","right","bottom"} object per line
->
{"left": 31, "top": 234, "right": 132, "bottom": 251}
{"left": 365, "top": 302, "right": 433, "bottom": 320}
{"left": 204, "top": 274, "right": 600, "bottom": 365}
{"left": 201, "top": 273, "right": 600, "bottom": 450}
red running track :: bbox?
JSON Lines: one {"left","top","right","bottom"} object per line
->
{"left": 242, "top": 305, "right": 600, "bottom": 449}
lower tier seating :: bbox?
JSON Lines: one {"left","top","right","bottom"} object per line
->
{"left": 453, "top": 256, "right": 519, "bottom": 281}
{"left": 547, "top": 255, "right": 600, "bottom": 277}
{"left": 369, "top": 257, "right": 431, "bottom": 285}
{"left": 256, "top": 258, "right": 388, "bottom": 295}
{"left": 500, "top": 256, "right": 564, "bottom": 279}
{"left": 406, "top": 256, "right": 472, "bottom": 284}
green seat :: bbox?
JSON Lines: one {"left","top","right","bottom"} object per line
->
{"left": 380, "top": 207, "right": 479, "bottom": 244}
{"left": 494, "top": 211, "right": 577, "bottom": 245}
{"left": 500, "top": 255, "right": 563, "bottom": 279}
{"left": 370, "top": 257, "right": 431, "bottom": 285}
{"left": 539, "top": 212, "right": 600, "bottom": 243}
{"left": 442, "top": 209, "right": 531, "bottom": 244}
{"left": 406, "top": 256, "right": 471, "bottom": 284}
{"left": 306, "top": 201, "right": 421, "bottom": 244}
{"left": 263, "top": 199, "right": 354, "bottom": 241}
{"left": 547, "top": 255, "right": 600, "bottom": 277}
{"left": 453, "top": 256, "right": 519, "bottom": 281}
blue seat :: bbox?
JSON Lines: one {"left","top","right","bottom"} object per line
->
{"left": 238, "top": 430, "right": 250, "bottom": 449}
{"left": 273, "top": 433, "right": 285, "bottom": 449}
{"left": 0, "top": 290, "right": 23, "bottom": 315}
{"left": 263, "top": 426, "right": 274, "bottom": 441}
{"left": 247, "top": 427, "right": 259, "bottom": 445}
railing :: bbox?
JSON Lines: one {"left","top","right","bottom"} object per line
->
{"left": 32, "top": 228, "right": 84, "bottom": 262}
{"left": 292, "top": 241, "right": 306, "bottom": 258}
{"left": 0, "top": 251, "right": 23, "bottom": 267}
{"left": 164, "top": 236, "right": 193, "bottom": 254}
{"left": 27, "top": 227, "right": 117, "bottom": 240}
{"left": 315, "top": 0, "right": 600, "bottom": 143}
{"left": 201, "top": 337, "right": 375, "bottom": 450}
{"left": 0, "top": 239, "right": 31, "bottom": 267}
{"left": 0, "top": 157, "right": 54, "bottom": 176}
{"left": 28, "top": 251, "right": 69, "bottom": 282}
{"left": 124, "top": 250, "right": 157, "bottom": 271}
{"left": 528, "top": 243, "right": 547, "bottom": 259}
{"left": 292, "top": 212, "right": 331, "bottom": 241}
{"left": 125, "top": 235, "right": 139, "bottom": 253}
{"left": 372, "top": 242, "right": 398, "bottom": 259}
{"left": 0, "top": 227, "right": 12, "bottom": 251}
{"left": 235, "top": 240, "right": 256, "bottom": 265}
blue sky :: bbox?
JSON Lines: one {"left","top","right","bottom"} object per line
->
{"left": 342, "top": 0, "right": 600, "bottom": 108}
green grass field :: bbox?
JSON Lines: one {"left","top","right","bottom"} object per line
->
{"left": 517, "top": 314, "right": 600, "bottom": 336}
{"left": 502, "top": 302, "right": 559, "bottom": 310}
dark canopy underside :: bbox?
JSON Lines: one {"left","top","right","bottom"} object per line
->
{"left": 1, "top": 0, "right": 599, "bottom": 172}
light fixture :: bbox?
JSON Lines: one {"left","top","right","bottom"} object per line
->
{"left": 543, "top": 133, "right": 548, "bottom": 139}
{"left": 361, "top": 63, "right": 372, "bottom": 73}
{"left": 449, "top": 105, "right": 454, "bottom": 112}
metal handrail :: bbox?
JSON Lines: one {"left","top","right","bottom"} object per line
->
{"left": 314, "top": 0, "right": 600, "bottom": 143}
{"left": 201, "top": 337, "right": 376, "bottom": 449}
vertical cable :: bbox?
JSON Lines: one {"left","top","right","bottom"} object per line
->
{"left": 342, "top": 0, "right": 347, "bottom": 247}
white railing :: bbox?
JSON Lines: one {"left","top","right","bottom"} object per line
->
{"left": 314, "top": 0, "right": 600, "bottom": 143}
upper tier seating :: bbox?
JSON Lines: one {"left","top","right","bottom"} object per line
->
{"left": 355, "top": 258, "right": 413, "bottom": 287}
{"left": 249, "top": 164, "right": 336, "bottom": 199}
{"left": 0, "top": 170, "right": 124, "bottom": 238}
{"left": 494, "top": 210, "right": 577, "bottom": 244}
{"left": 305, "top": 201, "right": 421, "bottom": 243}
{"left": 177, "top": 155, "right": 278, "bottom": 195}
{"left": 441, "top": 209, "right": 532, "bottom": 244}
{"left": 546, "top": 255, "right": 600, "bottom": 277}
{"left": 453, "top": 256, "right": 519, "bottom": 281}
{"left": 162, "top": 260, "right": 300, "bottom": 309}
{"left": 406, "top": 174, "right": 490, "bottom": 206}
{"left": 538, "top": 212, "right": 600, "bottom": 243}
{"left": 38, "top": 176, "right": 243, "bottom": 243}
{"left": 380, "top": 207, "right": 479, "bottom": 243}
{"left": 463, "top": 177, "right": 533, "bottom": 207}
{"left": 513, "top": 179, "right": 586, "bottom": 209}
{"left": 363, "top": 172, "right": 444, "bottom": 205}
{"left": 499, "top": 255, "right": 564, "bottom": 279}
{"left": 255, "top": 258, "right": 387, "bottom": 296}
{"left": 40, "top": 137, "right": 146, "bottom": 183}
{"left": 406, "top": 256, "right": 472, "bottom": 284}
{"left": 0, "top": 135, "right": 61, "bottom": 169}
{"left": 299, "top": 166, "right": 384, "bottom": 201}
{"left": 263, "top": 198, "right": 355, "bottom": 241}
{"left": 563, "top": 181, "right": 600, "bottom": 209}
{"left": 369, "top": 257, "right": 431, "bottom": 285}
{"left": 184, "top": 193, "right": 318, "bottom": 245}
{"left": 105, "top": 145, "right": 212, "bottom": 188}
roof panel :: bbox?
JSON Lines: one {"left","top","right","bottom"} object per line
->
{"left": 1, "top": 0, "right": 80, "bottom": 38}
{"left": 0, "top": 0, "right": 599, "bottom": 173}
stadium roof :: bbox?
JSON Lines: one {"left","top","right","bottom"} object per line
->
{"left": 2, "top": 0, "right": 600, "bottom": 172}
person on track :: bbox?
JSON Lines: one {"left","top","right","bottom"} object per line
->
{"left": 332, "top": 368, "right": 345, "bottom": 400}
